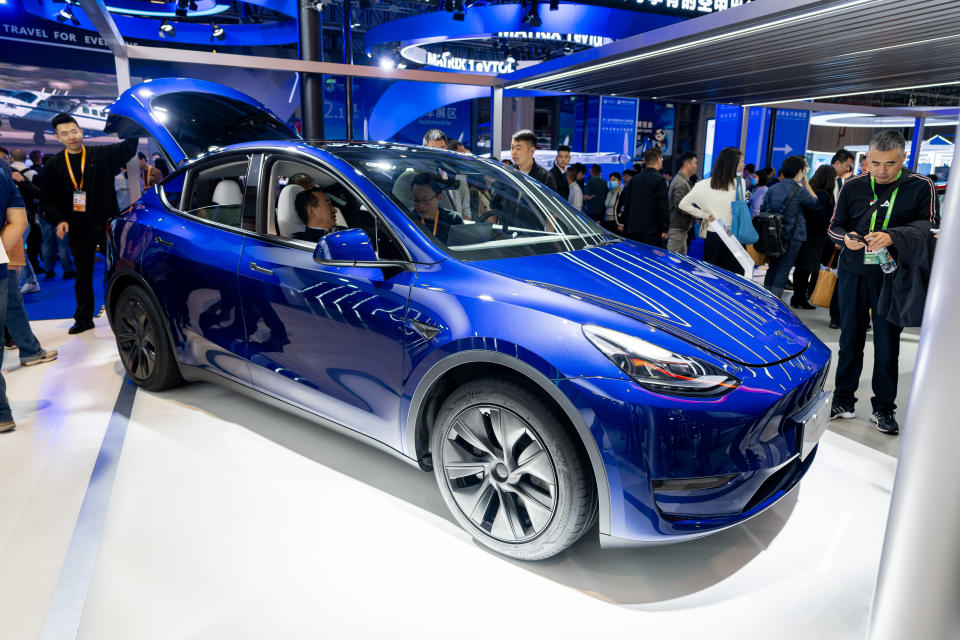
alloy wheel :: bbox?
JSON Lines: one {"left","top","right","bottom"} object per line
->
{"left": 116, "top": 297, "right": 158, "bottom": 381}
{"left": 441, "top": 405, "right": 558, "bottom": 543}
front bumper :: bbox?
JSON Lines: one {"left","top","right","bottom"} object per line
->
{"left": 557, "top": 343, "right": 831, "bottom": 544}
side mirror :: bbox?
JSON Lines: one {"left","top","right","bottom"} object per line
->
{"left": 314, "top": 228, "right": 378, "bottom": 263}
{"left": 312, "top": 228, "right": 415, "bottom": 280}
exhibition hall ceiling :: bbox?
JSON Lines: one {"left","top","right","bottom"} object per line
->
{"left": 504, "top": 0, "right": 960, "bottom": 106}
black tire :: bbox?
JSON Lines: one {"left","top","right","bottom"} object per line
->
{"left": 431, "top": 378, "right": 596, "bottom": 560}
{"left": 113, "top": 285, "right": 182, "bottom": 391}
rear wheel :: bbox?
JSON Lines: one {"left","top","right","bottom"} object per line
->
{"left": 114, "top": 286, "right": 182, "bottom": 391}
{"left": 431, "top": 378, "right": 596, "bottom": 560}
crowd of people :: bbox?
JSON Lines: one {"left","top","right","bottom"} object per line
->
{"left": 494, "top": 128, "right": 938, "bottom": 438}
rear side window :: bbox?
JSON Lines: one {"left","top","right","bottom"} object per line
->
{"left": 150, "top": 92, "right": 294, "bottom": 159}
{"left": 184, "top": 158, "right": 254, "bottom": 231}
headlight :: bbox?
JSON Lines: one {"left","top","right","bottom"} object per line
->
{"left": 583, "top": 325, "right": 740, "bottom": 397}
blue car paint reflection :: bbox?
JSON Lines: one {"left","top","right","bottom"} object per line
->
{"left": 104, "top": 79, "right": 832, "bottom": 549}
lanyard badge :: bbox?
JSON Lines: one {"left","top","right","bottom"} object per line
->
{"left": 66, "top": 146, "right": 87, "bottom": 213}
{"left": 864, "top": 170, "right": 901, "bottom": 266}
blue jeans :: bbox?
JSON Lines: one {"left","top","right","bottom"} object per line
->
{"left": 5, "top": 269, "right": 41, "bottom": 359}
{"left": 0, "top": 265, "right": 11, "bottom": 422}
{"left": 16, "top": 225, "right": 38, "bottom": 288}
{"left": 38, "top": 216, "right": 74, "bottom": 275}
{"left": 764, "top": 238, "right": 803, "bottom": 298}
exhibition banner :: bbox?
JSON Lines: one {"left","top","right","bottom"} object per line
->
{"left": 395, "top": 100, "right": 473, "bottom": 146}
{"left": 636, "top": 100, "right": 675, "bottom": 159}
{"left": 597, "top": 96, "right": 638, "bottom": 161}
{"left": 745, "top": 106, "right": 772, "bottom": 169}
{"left": 770, "top": 109, "right": 811, "bottom": 171}
{"left": 712, "top": 104, "right": 742, "bottom": 162}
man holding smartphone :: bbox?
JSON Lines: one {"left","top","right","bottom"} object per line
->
{"left": 827, "top": 130, "right": 940, "bottom": 435}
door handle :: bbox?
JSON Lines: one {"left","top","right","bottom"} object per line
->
{"left": 154, "top": 236, "right": 173, "bottom": 247}
{"left": 249, "top": 262, "right": 274, "bottom": 275}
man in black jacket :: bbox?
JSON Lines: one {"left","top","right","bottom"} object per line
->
{"left": 509, "top": 130, "right": 556, "bottom": 192}
{"left": 617, "top": 147, "right": 669, "bottom": 246}
{"left": 828, "top": 130, "right": 939, "bottom": 435}
{"left": 38, "top": 113, "right": 138, "bottom": 334}
{"left": 549, "top": 145, "right": 571, "bottom": 200}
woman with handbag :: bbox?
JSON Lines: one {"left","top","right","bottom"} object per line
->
{"left": 791, "top": 164, "right": 837, "bottom": 308}
{"left": 760, "top": 155, "right": 820, "bottom": 299}
{"left": 678, "top": 147, "right": 749, "bottom": 275}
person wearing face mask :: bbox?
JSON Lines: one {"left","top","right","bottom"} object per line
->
{"left": 603, "top": 172, "right": 622, "bottom": 231}
{"left": 742, "top": 163, "right": 757, "bottom": 188}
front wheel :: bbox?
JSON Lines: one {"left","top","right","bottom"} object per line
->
{"left": 431, "top": 378, "right": 596, "bottom": 560}
{"left": 114, "top": 285, "right": 182, "bottom": 391}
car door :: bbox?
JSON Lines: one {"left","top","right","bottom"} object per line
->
{"left": 236, "top": 152, "right": 416, "bottom": 449}
{"left": 139, "top": 153, "right": 261, "bottom": 385}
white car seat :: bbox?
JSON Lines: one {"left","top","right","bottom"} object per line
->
{"left": 277, "top": 184, "right": 306, "bottom": 237}
{"left": 212, "top": 179, "right": 243, "bottom": 206}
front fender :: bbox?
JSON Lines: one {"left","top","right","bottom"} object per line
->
{"left": 402, "top": 347, "right": 615, "bottom": 537}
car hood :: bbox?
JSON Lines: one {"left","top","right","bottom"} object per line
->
{"left": 477, "top": 242, "right": 812, "bottom": 367}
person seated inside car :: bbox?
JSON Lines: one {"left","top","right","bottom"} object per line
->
{"left": 292, "top": 186, "right": 347, "bottom": 242}
{"left": 411, "top": 172, "right": 463, "bottom": 244}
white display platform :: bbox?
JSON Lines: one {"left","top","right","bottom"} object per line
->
{"left": 0, "top": 319, "right": 897, "bottom": 639}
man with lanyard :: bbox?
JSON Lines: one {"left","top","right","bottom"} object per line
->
{"left": 38, "top": 113, "right": 138, "bottom": 334}
{"left": 828, "top": 130, "right": 939, "bottom": 435}
{"left": 410, "top": 172, "right": 463, "bottom": 245}
{"left": 0, "top": 159, "right": 30, "bottom": 431}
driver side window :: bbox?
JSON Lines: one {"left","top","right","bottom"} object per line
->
{"left": 262, "top": 156, "right": 405, "bottom": 260}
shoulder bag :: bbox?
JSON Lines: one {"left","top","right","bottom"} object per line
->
{"left": 731, "top": 179, "right": 759, "bottom": 245}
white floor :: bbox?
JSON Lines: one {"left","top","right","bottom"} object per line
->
{"left": 0, "top": 318, "right": 899, "bottom": 639}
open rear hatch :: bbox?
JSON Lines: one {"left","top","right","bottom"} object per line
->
{"left": 104, "top": 77, "right": 298, "bottom": 166}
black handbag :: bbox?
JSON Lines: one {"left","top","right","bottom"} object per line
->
{"left": 753, "top": 185, "right": 801, "bottom": 258}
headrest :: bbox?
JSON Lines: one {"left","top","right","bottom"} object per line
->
{"left": 212, "top": 180, "right": 242, "bottom": 206}
{"left": 277, "top": 183, "right": 305, "bottom": 237}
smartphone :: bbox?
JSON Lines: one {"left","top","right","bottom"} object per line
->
{"left": 847, "top": 232, "right": 867, "bottom": 243}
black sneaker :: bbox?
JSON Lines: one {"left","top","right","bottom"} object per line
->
{"left": 872, "top": 411, "right": 900, "bottom": 435}
{"left": 831, "top": 401, "right": 855, "bottom": 420}
{"left": 68, "top": 321, "right": 95, "bottom": 335}
{"left": 829, "top": 320, "right": 840, "bottom": 329}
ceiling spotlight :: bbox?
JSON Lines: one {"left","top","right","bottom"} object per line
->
{"left": 175, "top": 0, "right": 198, "bottom": 18}
{"left": 351, "top": 20, "right": 362, "bottom": 28}
{"left": 521, "top": 3, "right": 541, "bottom": 27}
{"left": 158, "top": 18, "right": 176, "bottom": 39}
{"left": 311, "top": 0, "right": 328, "bottom": 11}
{"left": 56, "top": 5, "right": 80, "bottom": 26}
{"left": 379, "top": 57, "right": 395, "bottom": 70}
{"left": 211, "top": 23, "right": 225, "bottom": 41}
{"left": 505, "top": 52, "right": 516, "bottom": 64}
{"left": 441, "top": 49, "right": 451, "bottom": 58}
{"left": 397, "top": 62, "right": 407, "bottom": 70}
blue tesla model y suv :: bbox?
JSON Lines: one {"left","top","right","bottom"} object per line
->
{"left": 103, "top": 79, "right": 832, "bottom": 560}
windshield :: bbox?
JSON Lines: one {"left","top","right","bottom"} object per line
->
{"left": 326, "top": 144, "right": 613, "bottom": 261}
